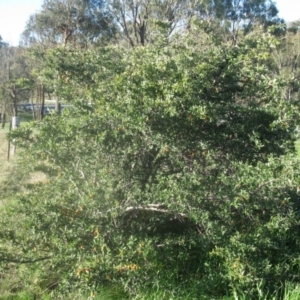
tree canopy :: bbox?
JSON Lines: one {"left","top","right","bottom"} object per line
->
{"left": 22, "top": 0, "right": 117, "bottom": 47}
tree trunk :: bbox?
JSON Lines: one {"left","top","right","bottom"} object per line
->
{"left": 30, "top": 93, "right": 36, "bottom": 120}
{"left": 10, "top": 87, "right": 18, "bottom": 117}
{"left": 1, "top": 102, "right": 6, "bottom": 129}
{"left": 41, "top": 85, "right": 45, "bottom": 119}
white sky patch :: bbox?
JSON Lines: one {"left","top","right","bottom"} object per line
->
{"left": 0, "top": 0, "right": 43, "bottom": 46}
{"left": 275, "top": 0, "right": 300, "bottom": 22}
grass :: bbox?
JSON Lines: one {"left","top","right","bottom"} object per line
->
{"left": 18, "top": 112, "right": 34, "bottom": 123}
{"left": 283, "top": 283, "right": 300, "bottom": 300}
{"left": 0, "top": 113, "right": 40, "bottom": 204}
{"left": 0, "top": 127, "right": 24, "bottom": 209}
{"left": 2, "top": 284, "right": 300, "bottom": 300}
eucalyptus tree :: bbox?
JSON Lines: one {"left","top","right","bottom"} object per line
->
{"left": 107, "top": 0, "right": 282, "bottom": 47}
{"left": 272, "top": 21, "right": 300, "bottom": 101}
{"left": 0, "top": 36, "right": 8, "bottom": 125}
{"left": 0, "top": 46, "right": 33, "bottom": 119}
{"left": 190, "top": 0, "right": 282, "bottom": 43}
{"left": 107, "top": 0, "right": 192, "bottom": 46}
{"left": 21, "top": 0, "right": 117, "bottom": 48}
{"left": 0, "top": 35, "right": 7, "bottom": 48}
{"left": 20, "top": 0, "right": 282, "bottom": 49}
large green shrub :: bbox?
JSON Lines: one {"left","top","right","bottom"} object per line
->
{"left": 2, "top": 29, "right": 300, "bottom": 298}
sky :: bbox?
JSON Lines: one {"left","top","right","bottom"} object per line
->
{"left": 0, "top": 0, "right": 299, "bottom": 46}
{"left": 0, "top": 0, "right": 43, "bottom": 46}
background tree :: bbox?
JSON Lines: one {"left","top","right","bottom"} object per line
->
{"left": 106, "top": 0, "right": 282, "bottom": 47}
{"left": 107, "top": 0, "right": 192, "bottom": 46}
{"left": 21, "top": 0, "right": 117, "bottom": 48}
{"left": 0, "top": 47, "right": 34, "bottom": 119}
{"left": 272, "top": 21, "right": 300, "bottom": 102}
{"left": 21, "top": 0, "right": 282, "bottom": 48}
{"left": 0, "top": 35, "right": 7, "bottom": 48}
{"left": 191, "top": 0, "right": 283, "bottom": 43}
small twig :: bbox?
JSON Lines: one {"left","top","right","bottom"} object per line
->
{"left": 250, "top": 178, "right": 284, "bottom": 195}
{"left": 124, "top": 204, "right": 188, "bottom": 218}
{"left": 0, "top": 255, "right": 51, "bottom": 264}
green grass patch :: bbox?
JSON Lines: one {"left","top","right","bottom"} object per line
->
{"left": 18, "top": 112, "right": 34, "bottom": 123}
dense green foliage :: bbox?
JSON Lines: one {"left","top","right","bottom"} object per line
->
{"left": 1, "top": 1, "right": 300, "bottom": 299}
{"left": 0, "top": 27, "right": 300, "bottom": 299}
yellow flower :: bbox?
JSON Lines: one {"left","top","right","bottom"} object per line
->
{"left": 116, "top": 264, "right": 139, "bottom": 272}
{"left": 162, "top": 147, "right": 169, "bottom": 154}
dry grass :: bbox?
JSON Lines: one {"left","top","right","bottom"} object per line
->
{"left": 0, "top": 122, "right": 48, "bottom": 209}
{"left": 27, "top": 171, "right": 48, "bottom": 184}
{"left": 0, "top": 127, "right": 13, "bottom": 207}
